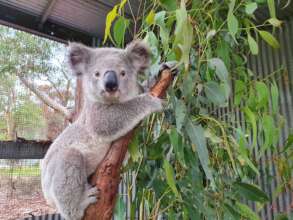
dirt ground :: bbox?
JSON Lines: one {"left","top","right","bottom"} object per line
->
{"left": 0, "top": 176, "right": 56, "bottom": 220}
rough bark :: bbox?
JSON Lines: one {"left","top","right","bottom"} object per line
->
{"left": 83, "top": 68, "right": 174, "bottom": 220}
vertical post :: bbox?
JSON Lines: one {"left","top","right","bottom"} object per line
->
{"left": 72, "top": 77, "right": 84, "bottom": 121}
{"left": 72, "top": 38, "right": 99, "bottom": 122}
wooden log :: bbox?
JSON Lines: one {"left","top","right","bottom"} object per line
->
{"left": 83, "top": 68, "right": 174, "bottom": 220}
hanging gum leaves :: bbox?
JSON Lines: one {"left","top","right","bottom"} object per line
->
{"left": 247, "top": 33, "right": 259, "bottom": 55}
{"left": 163, "top": 159, "right": 181, "bottom": 199}
{"left": 207, "top": 58, "right": 229, "bottom": 82}
{"left": 103, "top": 5, "right": 119, "bottom": 44}
{"left": 186, "top": 120, "right": 215, "bottom": 186}
{"left": 99, "top": 0, "right": 285, "bottom": 218}
{"left": 234, "top": 182, "right": 269, "bottom": 203}
{"left": 113, "top": 17, "right": 130, "bottom": 47}
{"left": 103, "top": 0, "right": 128, "bottom": 44}
{"left": 244, "top": 107, "right": 257, "bottom": 148}
{"left": 146, "top": 10, "right": 155, "bottom": 25}
{"left": 268, "top": 0, "right": 276, "bottom": 18}
{"left": 204, "top": 81, "right": 228, "bottom": 106}
{"left": 245, "top": 2, "right": 258, "bottom": 15}
{"left": 227, "top": 0, "right": 239, "bottom": 41}
{"left": 271, "top": 81, "right": 279, "bottom": 113}
{"left": 173, "top": 1, "right": 193, "bottom": 70}
{"left": 259, "top": 30, "right": 280, "bottom": 49}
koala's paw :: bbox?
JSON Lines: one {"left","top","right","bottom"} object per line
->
{"left": 159, "top": 61, "right": 179, "bottom": 76}
{"left": 80, "top": 185, "right": 100, "bottom": 210}
{"left": 147, "top": 94, "right": 165, "bottom": 112}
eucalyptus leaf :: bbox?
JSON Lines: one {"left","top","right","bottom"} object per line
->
{"left": 128, "top": 134, "right": 141, "bottom": 162}
{"left": 186, "top": 120, "right": 214, "bottom": 185}
{"left": 268, "top": 0, "right": 276, "bottom": 18}
{"left": 267, "top": 18, "right": 282, "bottom": 27}
{"left": 244, "top": 107, "right": 257, "bottom": 148}
{"left": 245, "top": 2, "right": 258, "bottom": 15}
{"left": 113, "top": 17, "right": 129, "bottom": 47}
{"left": 159, "top": 0, "right": 177, "bottom": 11}
{"left": 228, "top": 13, "right": 238, "bottom": 40}
{"left": 174, "top": 2, "right": 193, "bottom": 70}
{"left": 236, "top": 202, "right": 261, "bottom": 220}
{"left": 114, "top": 195, "right": 126, "bottom": 220}
{"left": 235, "top": 182, "right": 269, "bottom": 203}
{"left": 204, "top": 81, "right": 227, "bottom": 106}
{"left": 175, "top": 99, "right": 187, "bottom": 132}
{"left": 227, "top": 1, "right": 238, "bottom": 40}
{"left": 234, "top": 80, "right": 245, "bottom": 105}
{"left": 169, "top": 128, "right": 186, "bottom": 166}
{"left": 271, "top": 81, "right": 279, "bottom": 113}
{"left": 261, "top": 114, "right": 275, "bottom": 152}
{"left": 259, "top": 30, "right": 280, "bottom": 49}
{"left": 255, "top": 81, "right": 269, "bottom": 108}
{"left": 146, "top": 10, "right": 155, "bottom": 25}
{"left": 163, "top": 159, "right": 181, "bottom": 198}
{"left": 208, "top": 58, "right": 229, "bottom": 81}
{"left": 247, "top": 34, "right": 259, "bottom": 55}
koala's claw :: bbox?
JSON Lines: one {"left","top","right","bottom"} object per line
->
{"left": 159, "top": 61, "right": 179, "bottom": 76}
{"left": 86, "top": 186, "right": 99, "bottom": 197}
{"left": 80, "top": 186, "right": 99, "bottom": 210}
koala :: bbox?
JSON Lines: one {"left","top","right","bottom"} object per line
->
{"left": 41, "top": 40, "right": 164, "bottom": 220}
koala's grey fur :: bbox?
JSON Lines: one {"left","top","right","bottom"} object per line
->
{"left": 41, "top": 41, "right": 163, "bottom": 220}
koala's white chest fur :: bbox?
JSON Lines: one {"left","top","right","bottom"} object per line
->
{"left": 71, "top": 140, "right": 110, "bottom": 175}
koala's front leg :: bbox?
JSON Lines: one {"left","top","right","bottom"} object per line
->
{"left": 98, "top": 94, "right": 163, "bottom": 142}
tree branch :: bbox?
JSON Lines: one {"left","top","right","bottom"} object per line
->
{"left": 17, "top": 74, "right": 72, "bottom": 120}
{"left": 83, "top": 68, "right": 175, "bottom": 220}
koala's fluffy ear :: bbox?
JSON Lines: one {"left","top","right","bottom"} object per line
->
{"left": 68, "top": 42, "right": 92, "bottom": 76}
{"left": 125, "top": 40, "right": 151, "bottom": 73}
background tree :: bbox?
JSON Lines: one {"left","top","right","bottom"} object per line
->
{"left": 0, "top": 25, "right": 73, "bottom": 140}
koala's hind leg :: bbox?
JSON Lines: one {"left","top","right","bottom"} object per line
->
{"left": 50, "top": 148, "right": 98, "bottom": 220}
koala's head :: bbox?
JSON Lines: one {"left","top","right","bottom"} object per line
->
{"left": 68, "top": 40, "right": 150, "bottom": 104}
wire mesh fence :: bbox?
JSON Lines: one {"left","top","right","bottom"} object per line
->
{"left": 0, "top": 159, "right": 56, "bottom": 219}
{"left": 0, "top": 24, "right": 70, "bottom": 219}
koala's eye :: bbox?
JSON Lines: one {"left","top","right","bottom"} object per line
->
{"left": 95, "top": 71, "right": 100, "bottom": 77}
{"left": 121, "top": 71, "right": 126, "bottom": 77}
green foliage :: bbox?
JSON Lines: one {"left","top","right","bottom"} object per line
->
{"left": 107, "top": 0, "right": 289, "bottom": 218}
{"left": 114, "top": 195, "right": 126, "bottom": 220}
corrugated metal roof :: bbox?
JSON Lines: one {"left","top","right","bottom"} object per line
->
{"left": 49, "top": 0, "right": 107, "bottom": 37}
{"left": 0, "top": 0, "right": 291, "bottom": 44}
{"left": 0, "top": 0, "right": 48, "bottom": 16}
{"left": 0, "top": 0, "right": 139, "bottom": 43}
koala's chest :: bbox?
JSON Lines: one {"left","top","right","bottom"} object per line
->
{"left": 77, "top": 142, "right": 111, "bottom": 175}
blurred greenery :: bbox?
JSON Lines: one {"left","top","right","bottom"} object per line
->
{"left": 105, "top": 0, "right": 293, "bottom": 219}
{"left": 0, "top": 165, "right": 40, "bottom": 177}
{"left": 0, "top": 25, "right": 71, "bottom": 140}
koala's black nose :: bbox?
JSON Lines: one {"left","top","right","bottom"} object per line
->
{"left": 104, "top": 71, "right": 118, "bottom": 92}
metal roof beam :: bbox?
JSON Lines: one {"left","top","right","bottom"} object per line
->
{"left": 39, "top": 0, "right": 58, "bottom": 27}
